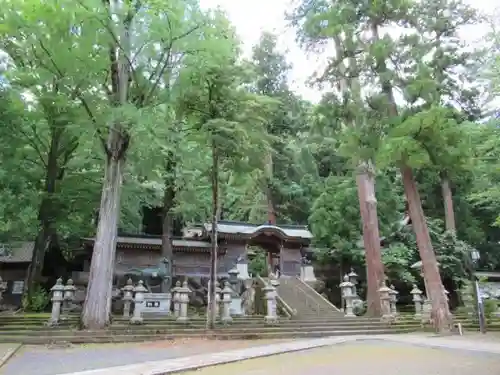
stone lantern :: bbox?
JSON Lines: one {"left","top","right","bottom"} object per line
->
{"left": 130, "top": 280, "right": 148, "bottom": 324}
{"left": 228, "top": 267, "right": 243, "bottom": 316}
{"left": 410, "top": 284, "right": 423, "bottom": 319}
{"left": 389, "top": 284, "right": 399, "bottom": 316}
{"left": 348, "top": 268, "right": 358, "bottom": 296}
{"left": 443, "top": 286, "right": 449, "bottom": 302}
{"left": 177, "top": 280, "right": 191, "bottom": 323}
{"left": 378, "top": 280, "right": 392, "bottom": 321}
{"left": 121, "top": 278, "right": 134, "bottom": 318}
{"left": 172, "top": 280, "right": 181, "bottom": 317}
{"left": 263, "top": 282, "right": 278, "bottom": 324}
{"left": 62, "top": 279, "right": 76, "bottom": 314}
{"left": 220, "top": 281, "right": 233, "bottom": 324}
{"left": 215, "top": 281, "right": 222, "bottom": 319}
{"left": 48, "top": 278, "right": 65, "bottom": 326}
{"left": 339, "top": 274, "right": 355, "bottom": 317}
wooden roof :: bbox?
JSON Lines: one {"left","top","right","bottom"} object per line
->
{"left": 0, "top": 242, "right": 34, "bottom": 263}
{"left": 82, "top": 236, "right": 214, "bottom": 252}
{"left": 201, "top": 221, "right": 313, "bottom": 243}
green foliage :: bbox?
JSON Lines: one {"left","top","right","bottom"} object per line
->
{"left": 483, "top": 299, "right": 499, "bottom": 322}
{"left": 248, "top": 248, "right": 268, "bottom": 276}
{"left": 22, "top": 285, "right": 50, "bottom": 312}
{"left": 0, "top": 0, "right": 499, "bottom": 315}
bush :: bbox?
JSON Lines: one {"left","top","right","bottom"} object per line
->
{"left": 22, "top": 285, "right": 50, "bottom": 312}
{"left": 483, "top": 299, "right": 499, "bottom": 322}
{"left": 352, "top": 299, "right": 366, "bottom": 316}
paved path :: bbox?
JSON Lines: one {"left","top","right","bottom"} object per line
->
{"left": 3, "top": 334, "right": 500, "bottom": 375}
{"left": 0, "top": 339, "right": 289, "bottom": 375}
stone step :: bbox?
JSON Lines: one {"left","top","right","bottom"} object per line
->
{"left": 0, "top": 315, "right": 446, "bottom": 328}
{"left": 0, "top": 328, "right": 416, "bottom": 344}
{"left": 0, "top": 321, "right": 421, "bottom": 334}
{"left": 0, "top": 317, "right": 423, "bottom": 331}
{"left": 0, "top": 323, "right": 420, "bottom": 337}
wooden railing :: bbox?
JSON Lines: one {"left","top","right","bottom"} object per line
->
{"left": 173, "top": 265, "right": 228, "bottom": 277}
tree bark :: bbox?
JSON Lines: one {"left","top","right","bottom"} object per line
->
{"left": 332, "top": 33, "right": 384, "bottom": 316}
{"left": 401, "top": 165, "right": 452, "bottom": 331}
{"left": 207, "top": 141, "right": 219, "bottom": 330}
{"left": 82, "top": 153, "right": 123, "bottom": 329}
{"left": 356, "top": 164, "right": 384, "bottom": 316}
{"left": 26, "top": 127, "right": 60, "bottom": 297}
{"left": 81, "top": 1, "right": 133, "bottom": 329}
{"left": 441, "top": 173, "right": 456, "bottom": 233}
{"left": 265, "top": 149, "right": 276, "bottom": 224}
{"left": 161, "top": 151, "right": 176, "bottom": 293}
{"left": 368, "top": 21, "right": 450, "bottom": 328}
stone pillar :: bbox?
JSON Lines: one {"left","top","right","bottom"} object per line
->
{"left": 220, "top": 281, "right": 233, "bottom": 324}
{"left": 48, "top": 278, "right": 65, "bottom": 326}
{"left": 172, "top": 281, "right": 181, "bottom": 318}
{"left": 0, "top": 277, "right": 7, "bottom": 302}
{"left": 130, "top": 280, "right": 147, "bottom": 324}
{"left": 339, "top": 274, "right": 355, "bottom": 317}
{"left": 263, "top": 283, "right": 278, "bottom": 324}
{"left": 389, "top": 284, "right": 399, "bottom": 316}
{"left": 378, "top": 280, "right": 392, "bottom": 321}
{"left": 62, "top": 279, "right": 76, "bottom": 314}
{"left": 410, "top": 284, "right": 423, "bottom": 320}
{"left": 177, "top": 281, "right": 191, "bottom": 323}
{"left": 121, "top": 278, "right": 134, "bottom": 318}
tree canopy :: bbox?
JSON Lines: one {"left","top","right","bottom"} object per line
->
{"left": 0, "top": 0, "right": 499, "bottom": 329}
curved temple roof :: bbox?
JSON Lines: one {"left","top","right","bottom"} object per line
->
{"left": 203, "top": 221, "right": 313, "bottom": 241}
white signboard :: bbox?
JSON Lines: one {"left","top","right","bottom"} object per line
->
{"left": 11, "top": 281, "right": 24, "bottom": 295}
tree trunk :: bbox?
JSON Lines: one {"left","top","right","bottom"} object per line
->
{"left": 441, "top": 174, "right": 456, "bottom": 233}
{"left": 26, "top": 131, "right": 60, "bottom": 297}
{"left": 356, "top": 164, "right": 384, "bottom": 316}
{"left": 332, "top": 33, "right": 384, "bottom": 316}
{"left": 161, "top": 204, "right": 174, "bottom": 293}
{"left": 368, "top": 19, "right": 448, "bottom": 326}
{"left": 207, "top": 142, "right": 219, "bottom": 330}
{"left": 81, "top": 154, "right": 123, "bottom": 329}
{"left": 401, "top": 165, "right": 452, "bottom": 332}
{"left": 161, "top": 151, "right": 176, "bottom": 293}
{"left": 265, "top": 149, "right": 276, "bottom": 224}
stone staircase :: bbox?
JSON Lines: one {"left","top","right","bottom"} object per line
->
{"left": 261, "top": 276, "right": 343, "bottom": 319}
{"left": 0, "top": 312, "right": 495, "bottom": 345}
{"left": 0, "top": 314, "right": 420, "bottom": 344}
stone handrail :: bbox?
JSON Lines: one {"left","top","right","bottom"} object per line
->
{"left": 256, "top": 275, "right": 295, "bottom": 318}
{"left": 294, "top": 276, "right": 341, "bottom": 312}
{"left": 289, "top": 281, "right": 321, "bottom": 315}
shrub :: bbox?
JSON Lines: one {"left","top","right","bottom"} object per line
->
{"left": 22, "top": 285, "right": 50, "bottom": 312}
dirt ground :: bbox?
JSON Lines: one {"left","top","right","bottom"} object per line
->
{"left": 181, "top": 340, "right": 500, "bottom": 375}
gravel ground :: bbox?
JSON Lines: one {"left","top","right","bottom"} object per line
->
{"left": 182, "top": 340, "right": 500, "bottom": 375}
{"left": 0, "top": 338, "right": 290, "bottom": 375}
